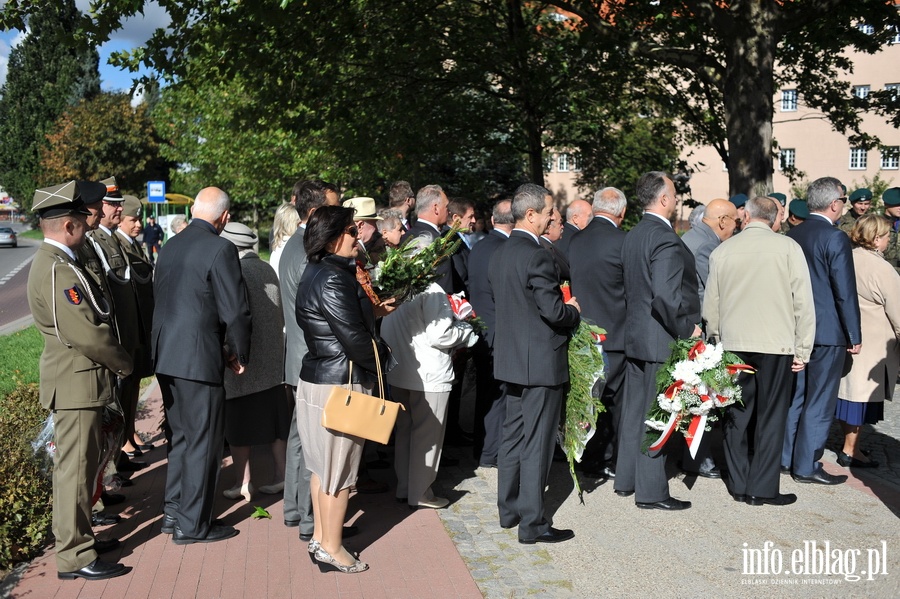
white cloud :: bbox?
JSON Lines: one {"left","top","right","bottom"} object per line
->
{"left": 75, "top": 0, "right": 171, "bottom": 46}
{"left": 0, "top": 30, "right": 28, "bottom": 88}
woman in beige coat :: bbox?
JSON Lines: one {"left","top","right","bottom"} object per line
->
{"left": 836, "top": 214, "right": 900, "bottom": 468}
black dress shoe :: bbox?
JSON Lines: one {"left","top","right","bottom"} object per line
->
{"left": 731, "top": 493, "right": 747, "bottom": 503}
{"left": 101, "top": 492, "right": 126, "bottom": 506}
{"left": 780, "top": 466, "right": 791, "bottom": 475}
{"left": 299, "top": 532, "right": 313, "bottom": 542}
{"left": 836, "top": 451, "right": 879, "bottom": 468}
{"left": 683, "top": 467, "right": 722, "bottom": 479}
{"left": 58, "top": 558, "right": 130, "bottom": 581}
{"left": 284, "top": 519, "right": 300, "bottom": 528}
{"left": 94, "top": 538, "right": 121, "bottom": 554}
{"left": 92, "top": 512, "right": 121, "bottom": 526}
{"left": 519, "top": 527, "right": 575, "bottom": 544}
{"left": 746, "top": 493, "right": 797, "bottom": 506}
{"left": 635, "top": 497, "right": 692, "bottom": 511}
{"left": 792, "top": 470, "right": 848, "bottom": 485}
{"left": 614, "top": 489, "right": 634, "bottom": 497}
{"left": 161, "top": 515, "right": 177, "bottom": 534}
{"left": 172, "top": 524, "right": 239, "bottom": 545}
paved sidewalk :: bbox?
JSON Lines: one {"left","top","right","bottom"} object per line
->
{"left": 8, "top": 381, "right": 900, "bottom": 598}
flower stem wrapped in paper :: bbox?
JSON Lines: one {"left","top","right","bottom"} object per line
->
{"left": 447, "top": 291, "right": 486, "bottom": 337}
{"left": 559, "top": 281, "right": 607, "bottom": 502}
{"left": 371, "top": 225, "right": 463, "bottom": 304}
{"left": 642, "top": 338, "right": 754, "bottom": 458}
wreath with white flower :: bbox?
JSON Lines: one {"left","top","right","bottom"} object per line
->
{"left": 643, "top": 338, "right": 754, "bottom": 457}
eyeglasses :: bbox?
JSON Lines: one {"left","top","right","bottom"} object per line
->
{"left": 345, "top": 225, "right": 359, "bottom": 237}
{"left": 836, "top": 196, "right": 848, "bottom": 204}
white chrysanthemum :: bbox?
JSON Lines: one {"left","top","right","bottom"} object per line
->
{"left": 645, "top": 419, "right": 667, "bottom": 431}
{"left": 695, "top": 343, "right": 724, "bottom": 370}
{"left": 671, "top": 361, "right": 702, "bottom": 385}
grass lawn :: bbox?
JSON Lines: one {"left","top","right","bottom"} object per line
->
{"left": 19, "top": 229, "right": 43, "bottom": 241}
{"left": 0, "top": 325, "right": 42, "bottom": 397}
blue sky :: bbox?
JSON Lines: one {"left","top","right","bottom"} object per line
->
{"left": 0, "top": 1, "right": 170, "bottom": 93}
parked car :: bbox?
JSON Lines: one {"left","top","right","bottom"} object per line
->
{"left": 0, "top": 227, "right": 17, "bottom": 248}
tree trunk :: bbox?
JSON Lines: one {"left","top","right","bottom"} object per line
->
{"left": 723, "top": 4, "right": 777, "bottom": 198}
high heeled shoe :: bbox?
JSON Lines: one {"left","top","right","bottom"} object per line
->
{"left": 314, "top": 547, "right": 368, "bottom": 574}
{"left": 836, "top": 451, "right": 878, "bottom": 468}
{"left": 258, "top": 481, "right": 285, "bottom": 494}
{"left": 223, "top": 482, "right": 253, "bottom": 502}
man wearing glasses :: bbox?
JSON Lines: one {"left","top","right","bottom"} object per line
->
{"left": 782, "top": 177, "right": 861, "bottom": 486}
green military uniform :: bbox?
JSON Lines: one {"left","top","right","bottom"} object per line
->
{"left": 838, "top": 188, "right": 873, "bottom": 235}
{"left": 115, "top": 195, "right": 155, "bottom": 378}
{"left": 882, "top": 188, "right": 900, "bottom": 275}
{"left": 26, "top": 182, "right": 133, "bottom": 575}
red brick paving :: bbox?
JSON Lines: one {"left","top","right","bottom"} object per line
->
{"left": 10, "top": 382, "right": 481, "bottom": 599}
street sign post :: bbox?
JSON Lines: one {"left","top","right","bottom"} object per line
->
{"left": 148, "top": 181, "right": 166, "bottom": 203}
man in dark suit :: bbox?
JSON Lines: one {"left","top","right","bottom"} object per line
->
{"left": 555, "top": 198, "right": 592, "bottom": 257}
{"left": 489, "top": 183, "right": 581, "bottom": 544}
{"left": 618, "top": 172, "right": 701, "bottom": 511}
{"left": 279, "top": 180, "right": 340, "bottom": 535}
{"left": 467, "top": 199, "right": 513, "bottom": 467}
{"left": 446, "top": 197, "right": 477, "bottom": 294}
{"left": 152, "top": 187, "right": 252, "bottom": 544}
{"left": 783, "top": 177, "right": 861, "bottom": 485}
{"left": 540, "top": 207, "right": 571, "bottom": 281}
{"left": 401, "top": 184, "right": 451, "bottom": 291}
{"left": 28, "top": 182, "right": 133, "bottom": 581}
{"left": 567, "top": 187, "right": 628, "bottom": 480}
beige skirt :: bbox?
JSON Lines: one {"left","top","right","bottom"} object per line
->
{"left": 295, "top": 378, "right": 369, "bottom": 495}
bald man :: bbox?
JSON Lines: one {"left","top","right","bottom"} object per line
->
{"left": 556, "top": 199, "right": 593, "bottom": 257}
{"left": 152, "top": 187, "right": 252, "bottom": 544}
{"left": 681, "top": 199, "right": 738, "bottom": 303}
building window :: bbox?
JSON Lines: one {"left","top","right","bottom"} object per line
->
{"left": 781, "top": 89, "right": 798, "bottom": 111}
{"left": 891, "top": 26, "right": 900, "bottom": 44}
{"left": 557, "top": 153, "right": 570, "bottom": 172}
{"left": 858, "top": 23, "right": 875, "bottom": 35}
{"left": 849, "top": 148, "right": 867, "bottom": 170}
{"left": 779, "top": 148, "right": 796, "bottom": 171}
{"left": 882, "top": 147, "right": 900, "bottom": 170}
{"left": 853, "top": 85, "right": 870, "bottom": 99}
{"left": 886, "top": 83, "right": 900, "bottom": 101}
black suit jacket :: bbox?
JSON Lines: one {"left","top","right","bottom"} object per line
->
{"left": 555, "top": 221, "right": 581, "bottom": 257}
{"left": 787, "top": 215, "right": 861, "bottom": 346}
{"left": 401, "top": 220, "right": 455, "bottom": 293}
{"left": 568, "top": 216, "right": 626, "bottom": 352}
{"left": 622, "top": 214, "right": 701, "bottom": 363}
{"left": 465, "top": 229, "right": 507, "bottom": 347}
{"left": 489, "top": 230, "right": 580, "bottom": 386}
{"left": 152, "top": 219, "right": 252, "bottom": 383}
{"left": 540, "top": 236, "right": 571, "bottom": 282}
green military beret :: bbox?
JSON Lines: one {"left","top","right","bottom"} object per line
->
{"left": 789, "top": 199, "right": 810, "bottom": 219}
{"left": 768, "top": 192, "right": 787, "bottom": 206}
{"left": 32, "top": 181, "right": 91, "bottom": 219}
{"left": 122, "top": 195, "right": 142, "bottom": 219}
{"left": 729, "top": 193, "right": 748, "bottom": 208}
{"left": 883, "top": 187, "right": 900, "bottom": 207}
{"left": 848, "top": 188, "right": 873, "bottom": 203}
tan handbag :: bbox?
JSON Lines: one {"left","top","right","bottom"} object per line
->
{"left": 322, "top": 339, "right": 404, "bottom": 444}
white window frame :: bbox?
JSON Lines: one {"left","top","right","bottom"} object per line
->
{"left": 881, "top": 147, "right": 900, "bottom": 170}
{"left": 849, "top": 148, "right": 868, "bottom": 170}
{"left": 853, "top": 85, "right": 870, "bottom": 99}
{"left": 891, "top": 26, "right": 900, "bottom": 44}
{"left": 858, "top": 23, "right": 875, "bottom": 35}
{"left": 886, "top": 83, "right": 900, "bottom": 101}
{"left": 557, "top": 153, "right": 570, "bottom": 172}
{"left": 779, "top": 148, "right": 796, "bottom": 171}
{"left": 781, "top": 89, "right": 798, "bottom": 112}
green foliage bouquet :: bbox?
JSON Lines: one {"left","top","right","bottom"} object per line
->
{"left": 372, "top": 226, "right": 462, "bottom": 303}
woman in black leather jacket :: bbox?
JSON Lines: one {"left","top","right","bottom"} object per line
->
{"left": 294, "top": 205, "right": 386, "bottom": 574}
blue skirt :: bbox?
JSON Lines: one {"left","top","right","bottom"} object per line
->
{"left": 834, "top": 399, "right": 884, "bottom": 427}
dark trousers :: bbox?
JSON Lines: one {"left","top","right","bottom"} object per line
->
{"left": 283, "top": 385, "right": 313, "bottom": 534}
{"left": 723, "top": 352, "right": 792, "bottom": 498}
{"left": 497, "top": 383, "right": 563, "bottom": 540}
{"left": 782, "top": 345, "right": 845, "bottom": 476}
{"left": 159, "top": 374, "right": 225, "bottom": 538}
{"left": 473, "top": 340, "right": 505, "bottom": 465}
{"left": 581, "top": 350, "right": 626, "bottom": 467}
{"left": 615, "top": 359, "right": 670, "bottom": 503}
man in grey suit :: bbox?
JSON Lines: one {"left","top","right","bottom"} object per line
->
{"left": 567, "top": 187, "right": 628, "bottom": 480}
{"left": 783, "top": 177, "right": 861, "bottom": 485}
{"left": 489, "top": 183, "right": 581, "bottom": 544}
{"left": 278, "top": 180, "right": 340, "bottom": 536}
{"left": 152, "top": 187, "right": 251, "bottom": 544}
{"left": 618, "top": 171, "right": 701, "bottom": 511}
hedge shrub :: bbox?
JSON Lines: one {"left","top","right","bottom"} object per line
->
{"left": 0, "top": 381, "right": 52, "bottom": 571}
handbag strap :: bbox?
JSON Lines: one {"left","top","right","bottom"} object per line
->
{"left": 345, "top": 338, "right": 384, "bottom": 401}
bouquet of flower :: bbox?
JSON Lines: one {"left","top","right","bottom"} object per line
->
{"left": 559, "top": 297, "right": 607, "bottom": 502}
{"left": 643, "top": 338, "right": 754, "bottom": 457}
{"left": 371, "top": 226, "right": 463, "bottom": 304}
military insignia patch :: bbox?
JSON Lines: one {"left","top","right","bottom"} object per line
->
{"left": 64, "top": 286, "right": 83, "bottom": 305}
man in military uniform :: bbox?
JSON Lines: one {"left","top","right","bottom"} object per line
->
{"left": 27, "top": 182, "right": 133, "bottom": 581}
{"left": 86, "top": 177, "right": 147, "bottom": 466}
{"left": 838, "top": 188, "right": 872, "bottom": 234}
{"left": 882, "top": 187, "right": 900, "bottom": 274}
{"left": 782, "top": 199, "right": 809, "bottom": 234}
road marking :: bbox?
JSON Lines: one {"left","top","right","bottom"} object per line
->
{"left": 0, "top": 254, "right": 36, "bottom": 286}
